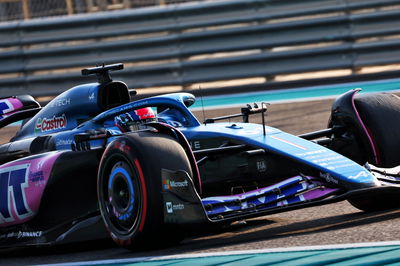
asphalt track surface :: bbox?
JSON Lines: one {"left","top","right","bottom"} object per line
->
{"left": 2, "top": 99, "right": 400, "bottom": 265}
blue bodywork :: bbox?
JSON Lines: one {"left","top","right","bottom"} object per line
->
{"left": 31, "top": 91, "right": 374, "bottom": 178}
{"left": 4, "top": 81, "right": 386, "bottom": 224}
{"left": 11, "top": 84, "right": 379, "bottom": 191}
{"left": 108, "top": 93, "right": 375, "bottom": 187}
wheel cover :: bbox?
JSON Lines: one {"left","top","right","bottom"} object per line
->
{"left": 104, "top": 161, "right": 141, "bottom": 234}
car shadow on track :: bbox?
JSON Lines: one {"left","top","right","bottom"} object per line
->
{"left": 0, "top": 239, "right": 115, "bottom": 258}
{"left": 160, "top": 207, "right": 400, "bottom": 254}
{"left": 1, "top": 206, "right": 400, "bottom": 264}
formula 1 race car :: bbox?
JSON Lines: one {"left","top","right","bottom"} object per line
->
{"left": 1, "top": 63, "right": 400, "bottom": 249}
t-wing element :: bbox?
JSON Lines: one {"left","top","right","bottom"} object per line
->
{"left": 81, "top": 63, "right": 124, "bottom": 84}
{"left": 204, "top": 103, "right": 269, "bottom": 125}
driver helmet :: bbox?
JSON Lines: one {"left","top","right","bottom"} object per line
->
{"left": 115, "top": 107, "right": 156, "bottom": 132}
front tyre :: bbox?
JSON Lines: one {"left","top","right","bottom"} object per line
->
{"left": 100, "top": 155, "right": 145, "bottom": 247}
{"left": 330, "top": 91, "right": 400, "bottom": 211}
{"left": 348, "top": 192, "right": 400, "bottom": 212}
{"left": 98, "top": 131, "right": 192, "bottom": 249}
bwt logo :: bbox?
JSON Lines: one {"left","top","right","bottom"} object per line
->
{"left": 0, "top": 164, "right": 33, "bottom": 224}
{"left": 166, "top": 202, "right": 184, "bottom": 214}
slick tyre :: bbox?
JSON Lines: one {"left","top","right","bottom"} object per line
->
{"left": 348, "top": 193, "right": 400, "bottom": 212}
{"left": 353, "top": 93, "right": 400, "bottom": 168}
{"left": 347, "top": 93, "right": 400, "bottom": 211}
{"left": 98, "top": 131, "right": 192, "bottom": 249}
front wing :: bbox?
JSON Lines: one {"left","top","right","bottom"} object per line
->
{"left": 161, "top": 169, "right": 400, "bottom": 225}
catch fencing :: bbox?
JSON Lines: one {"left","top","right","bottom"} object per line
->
{"left": 1, "top": 0, "right": 400, "bottom": 98}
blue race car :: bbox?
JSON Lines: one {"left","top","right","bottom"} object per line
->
{"left": 1, "top": 63, "right": 400, "bottom": 249}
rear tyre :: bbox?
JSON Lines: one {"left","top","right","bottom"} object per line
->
{"left": 98, "top": 131, "right": 192, "bottom": 249}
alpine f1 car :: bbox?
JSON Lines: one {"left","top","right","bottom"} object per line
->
{"left": 1, "top": 63, "right": 400, "bottom": 249}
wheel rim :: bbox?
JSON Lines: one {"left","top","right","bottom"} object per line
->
{"left": 104, "top": 160, "right": 141, "bottom": 234}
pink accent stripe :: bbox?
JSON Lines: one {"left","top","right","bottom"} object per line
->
{"left": 178, "top": 132, "right": 202, "bottom": 194}
{"left": 351, "top": 91, "right": 379, "bottom": 165}
{"left": 158, "top": 123, "right": 202, "bottom": 194}
{"left": 270, "top": 135, "right": 307, "bottom": 150}
{"left": 8, "top": 98, "right": 23, "bottom": 110}
{"left": 134, "top": 159, "right": 147, "bottom": 233}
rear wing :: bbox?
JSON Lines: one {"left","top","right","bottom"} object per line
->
{"left": 0, "top": 95, "right": 41, "bottom": 128}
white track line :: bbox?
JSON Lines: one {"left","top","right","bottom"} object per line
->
{"left": 36, "top": 241, "right": 400, "bottom": 266}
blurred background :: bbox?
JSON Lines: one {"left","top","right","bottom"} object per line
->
{"left": 1, "top": 0, "right": 400, "bottom": 102}
{"left": 0, "top": 0, "right": 201, "bottom": 22}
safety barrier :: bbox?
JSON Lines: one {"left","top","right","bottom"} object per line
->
{"left": 1, "top": 0, "right": 400, "bottom": 97}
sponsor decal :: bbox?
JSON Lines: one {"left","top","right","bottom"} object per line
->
{"left": 256, "top": 160, "right": 267, "bottom": 172}
{"left": 165, "top": 202, "right": 184, "bottom": 213}
{"left": 326, "top": 163, "right": 355, "bottom": 170}
{"left": 312, "top": 156, "right": 343, "bottom": 164}
{"left": 29, "top": 171, "right": 45, "bottom": 187}
{"left": 49, "top": 98, "right": 70, "bottom": 108}
{"left": 163, "top": 179, "right": 188, "bottom": 190}
{"left": 320, "top": 172, "right": 339, "bottom": 184}
{"left": 296, "top": 149, "right": 357, "bottom": 171}
{"left": 89, "top": 93, "right": 95, "bottom": 101}
{"left": 17, "top": 231, "right": 42, "bottom": 238}
{"left": 35, "top": 114, "right": 67, "bottom": 133}
{"left": 0, "top": 164, "right": 32, "bottom": 224}
{"left": 0, "top": 231, "right": 42, "bottom": 240}
{"left": 163, "top": 180, "right": 170, "bottom": 190}
{"left": 55, "top": 139, "right": 74, "bottom": 146}
{"left": 349, "top": 171, "right": 369, "bottom": 180}
{"left": 166, "top": 202, "right": 172, "bottom": 213}
{"left": 132, "top": 101, "right": 149, "bottom": 109}
{"left": 29, "top": 171, "right": 44, "bottom": 183}
{"left": 296, "top": 149, "right": 327, "bottom": 157}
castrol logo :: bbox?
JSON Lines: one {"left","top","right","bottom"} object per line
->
{"left": 35, "top": 114, "right": 67, "bottom": 132}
